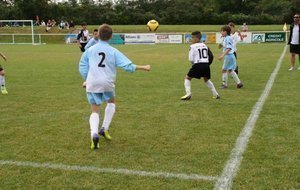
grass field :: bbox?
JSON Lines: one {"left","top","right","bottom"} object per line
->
{"left": 0, "top": 43, "right": 299, "bottom": 189}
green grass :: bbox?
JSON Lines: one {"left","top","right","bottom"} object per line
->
{"left": 0, "top": 43, "right": 299, "bottom": 189}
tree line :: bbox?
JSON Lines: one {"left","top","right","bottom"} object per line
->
{"left": 0, "top": 0, "right": 299, "bottom": 25}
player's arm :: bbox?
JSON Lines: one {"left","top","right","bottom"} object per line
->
{"left": 208, "top": 48, "right": 214, "bottom": 65}
{"left": 237, "top": 30, "right": 243, "bottom": 41}
{"left": 135, "top": 65, "right": 151, "bottom": 71}
{"left": 77, "top": 31, "right": 82, "bottom": 47}
{"left": 114, "top": 50, "right": 150, "bottom": 72}
{"left": 188, "top": 47, "right": 194, "bottom": 64}
{"left": 218, "top": 48, "right": 231, "bottom": 60}
{"left": 79, "top": 51, "right": 89, "bottom": 80}
{"left": 0, "top": 52, "right": 7, "bottom": 61}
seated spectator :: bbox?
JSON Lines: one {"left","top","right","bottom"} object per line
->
{"left": 40, "top": 20, "right": 46, "bottom": 26}
{"left": 69, "top": 20, "right": 75, "bottom": 28}
{"left": 59, "top": 20, "right": 66, "bottom": 29}
{"left": 46, "top": 19, "right": 52, "bottom": 32}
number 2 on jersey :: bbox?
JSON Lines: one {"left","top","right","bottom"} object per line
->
{"left": 98, "top": 52, "right": 106, "bottom": 67}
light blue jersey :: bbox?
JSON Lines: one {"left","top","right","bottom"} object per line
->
{"left": 222, "top": 35, "right": 236, "bottom": 70}
{"left": 222, "top": 35, "right": 234, "bottom": 54}
{"left": 79, "top": 40, "right": 137, "bottom": 93}
{"left": 84, "top": 37, "right": 99, "bottom": 50}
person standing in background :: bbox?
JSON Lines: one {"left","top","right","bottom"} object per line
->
{"left": 288, "top": 13, "right": 300, "bottom": 71}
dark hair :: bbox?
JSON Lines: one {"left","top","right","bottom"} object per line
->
{"left": 191, "top": 31, "right": 201, "bottom": 40}
{"left": 93, "top": 29, "right": 98, "bottom": 32}
{"left": 99, "top": 24, "right": 112, "bottom": 41}
{"left": 228, "top": 22, "right": 235, "bottom": 27}
{"left": 221, "top": 25, "right": 231, "bottom": 35}
{"left": 81, "top": 22, "right": 87, "bottom": 26}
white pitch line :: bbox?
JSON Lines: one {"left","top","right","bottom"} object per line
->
{"left": 214, "top": 45, "right": 288, "bottom": 190}
{"left": 0, "top": 160, "right": 218, "bottom": 181}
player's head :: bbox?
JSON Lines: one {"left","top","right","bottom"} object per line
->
{"left": 99, "top": 24, "right": 113, "bottom": 41}
{"left": 228, "top": 22, "right": 235, "bottom": 33}
{"left": 81, "top": 22, "right": 87, "bottom": 29}
{"left": 294, "top": 13, "right": 300, "bottom": 23}
{"left": 190, "top": 31, "right": 201, "bottom": 44}
{"left": 93, "top": 29, "right": 98, "bottom": 38}
{"left": 221, "top": 25, "right": 231, "bottom": 36}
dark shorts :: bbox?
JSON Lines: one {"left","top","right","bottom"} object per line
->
{"left": 187, "top": 63, "right": 210, "bottom": 79}
{"left": 80, "top": 43, "right": 87, "bottom": 52}
{"left": 290, "top": 44, "right": 300, "bottom": 54}
{"left": 0, "top": 64, "right": 3, "bottom": 71}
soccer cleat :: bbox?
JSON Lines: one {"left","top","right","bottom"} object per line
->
{"left": 1, "top": 86, "right": 8, "bottom": 95}
{"left": 99, "top": 128, "right": 112, "bottom": 140}
{"left": 213, "top": 95, "right": 221, "bottom": 99}
{"left": 219, "top": 84, "right": 228, "bottom": 89}
{"left": 288, "top": 67, "right": 295, "bottom": 71}
{"left": 237, "top": 83, "right": 244, "bottom": 88}
{"left": 180, "top": 94, "right": 192, "bottom": 101}
{"left": 90, "top": 134, "right": 100, "bottom": 150}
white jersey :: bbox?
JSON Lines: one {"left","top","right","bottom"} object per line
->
{"left": 291, "top": 24, "right": 299, "bottom": 45}
{"left": 231, "top": 32, "right": 241, "bottom": 52}
{"left": 77, "top": 29, "right": 90, "bottom": 43}
{"left": 189, "top": 42, "right": 210, "bottom": 64}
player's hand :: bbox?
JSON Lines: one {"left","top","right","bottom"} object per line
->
{"left": 218, "top": 55, "right": 224, "bottom": 61}
{"left": 82, "top": 81, "right": 86, "bottom": 88}
{"left": 144, "top": 65, "right": 151, "bottom": 71}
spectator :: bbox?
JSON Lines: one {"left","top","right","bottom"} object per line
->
{"left": 288, "top": 13, "right": 300, "bottom": 71}
{"left": 40, "top": 20, "right": 46, "bottom": 26}
{"left": 241, "top": 23, "right": 248, "bottom": 32}
{"left": 69, "top": 20, "right": 75, "bottom": 28}
{"left": 46, "top": 19, "right": 52, "bottom": 32}
{"left": 59, "top": 20, "right": 66, "bottom": 29}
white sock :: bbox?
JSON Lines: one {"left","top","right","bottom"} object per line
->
{"left": 205, "top": 80, "right": 219, "bottom": 97}
{"left": 230, "top": 71, "right": 241, "bottom": 84}
{"left": 0, "top": 75, "right": 5, "bottom": 86}
{"left": 89, "top": 112, "right": 99, "bottom": 137}
{"left": 222, "top": 73, "right": 228, "bottom": 86}
{"left": 102, "top": 103, "right": 115, "bottom": 131}
{"left": 184, "top": 79, "right": 191, "bottom": 95}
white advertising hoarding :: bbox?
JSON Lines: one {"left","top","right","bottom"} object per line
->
{"left": 124, "top": 33, "right": 156, "bottom": 44}
{"left": 155, "top": 34, "right": 182, "bottom": 44}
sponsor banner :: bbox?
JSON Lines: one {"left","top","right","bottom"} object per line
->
{"left": 156, "top": 34, "right": 182, "bottom": 44}
{"left": 265, "top": 32, "right": 285, "bottom": 42}
{"left": 109, "top": 34, "right": 124, "bottom": 44}
{"left": 156, "top": 34, "right": 169, "bottom": 43}
{"left": 252, "top": 33, "right": 265, "bottom": 43}
{"left": 65, "top": 34, "right": 77, "bottom": 44}
{"left": 184, "top": 34, "right": 206, "bottom": 44}
{"left": 125, "top": 33, "right": 155, "bottom": 44}
{"left": 169, "top": 35, "right": 182, "bottom": 44}
{"left": 205, "top": 33, "right": 216, "bottom": 43}
{"left": 216, "top": 32, "right": 252, "bottom": 44}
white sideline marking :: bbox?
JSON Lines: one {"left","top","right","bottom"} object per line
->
{"left": 0, "top": 160, "right": 218, "bottom": 181}
{"left": 214, "top": 45, "right": 288, "bottom": 190}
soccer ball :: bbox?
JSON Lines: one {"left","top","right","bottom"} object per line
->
{"left": 147, "top": 20, "right": 159, "bottom": 32}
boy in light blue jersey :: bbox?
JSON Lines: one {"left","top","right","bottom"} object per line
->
{"left": 79, "top": 24, "right": 151, "bottom": 150}
{"left": 84, "top": 29, "right": 98, "bottom": 50}
{"left": 218, "top": 25, "right": 243, "bottom": 89}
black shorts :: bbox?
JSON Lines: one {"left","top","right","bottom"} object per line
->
{"left": 0, "top": 64, "right": 3, "bottom": 71}
{"left": 187, "top": 63, "right": 210, "bottom": 79}
{"left": 290, "top": 44, "right": 300, "bottom": 54}
{"left": 80, "top": 43, "right": 87, "bottom": 52}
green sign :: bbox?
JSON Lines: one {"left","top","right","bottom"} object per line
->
{"left": 109, "top": 34, "right": 124, "bottom": 44}
{"left": 265, "top": 32, "right": 285, "bottom": 42}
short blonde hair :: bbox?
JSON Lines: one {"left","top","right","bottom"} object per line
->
{"left": 99, "top": 24, "right": 112, "bottom": 41}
